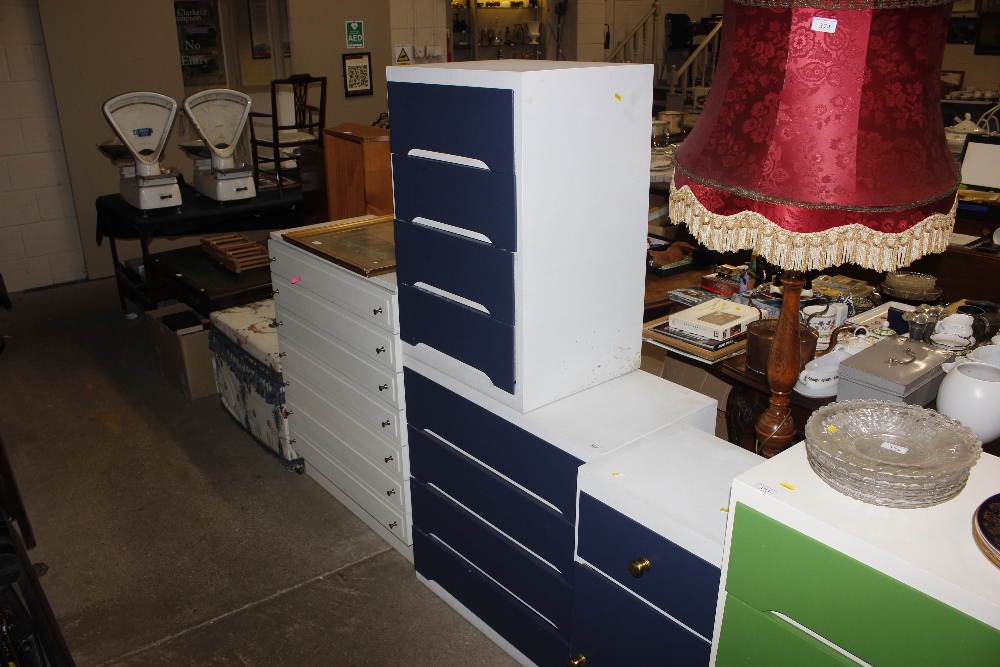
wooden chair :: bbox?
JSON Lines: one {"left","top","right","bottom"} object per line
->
{"left": 249, "top": 73, "right": 327, "bottom": 198}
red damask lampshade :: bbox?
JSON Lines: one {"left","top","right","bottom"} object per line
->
{"left": 670, "top": 0, "right": 959, "bottom": 272}
{"left": 669, "top": 0, "right": 959, "bottom": 457}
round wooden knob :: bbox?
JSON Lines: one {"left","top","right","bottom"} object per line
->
{"left": 567, "top": 654, "right": 587, "bottom": 667}
{"left": 629, "top": 557, "right": 651, "bottom": 578}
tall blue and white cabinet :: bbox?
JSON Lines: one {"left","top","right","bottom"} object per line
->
{"left": 387, "top": 62, "right": 724, "bottom": 665}
{"left": 387, "top": 62, "right": 654, "bottom": 412}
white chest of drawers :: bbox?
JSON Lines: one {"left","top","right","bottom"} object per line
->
{"left": 269, "top": 222, "right": 411, "bottom": 558}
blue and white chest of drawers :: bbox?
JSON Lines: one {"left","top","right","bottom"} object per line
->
{"left": 404, "top": 357, "right": 718, "bottom": 666}
{"left": 572, "top": 424, "right": 759, "bottom": 666}
{"left": 387, "top": 62, "right": 653, "bottom": 413}
{"left": 269, "top": 221, "right": 411, "bottom": 558}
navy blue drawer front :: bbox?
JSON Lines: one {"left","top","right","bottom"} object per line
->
{"left": 411, "top": 479, "right": 573, "bottom": 634}
{"left": 414, "top": 528, "right": 570, "bottom": 667}
{"left": 395, "top": 219, "right": 515, "bottom": 324}
{"left": 387, "top": 82, "right": 515, "bottom": 175}
{"left": 404, "top": 368, "right": 583, "bottom": 520}
{"left": 409, "top": 427, "right": 575, "bottom": 578}
{"left": 571, "top": 563, "right": 711, "bottom": 667}
{"left": 398, "top": 284, "right": 515, "bottom": 394}
{"left": 392, "top": 154, "right": 517, "bottom": 251}
{"left": 577, "top": 493, "right": 721, "bottom": 640}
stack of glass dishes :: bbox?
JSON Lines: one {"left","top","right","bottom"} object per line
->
{"left": 880, "top": 271, "right": 942, "bottom": 303}
{"left": 804, "top": 400, "right": 982, "bottom": 509}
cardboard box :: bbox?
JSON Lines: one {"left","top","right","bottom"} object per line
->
{"left": 147, "top": 303, "right": 217, "bottom": 400}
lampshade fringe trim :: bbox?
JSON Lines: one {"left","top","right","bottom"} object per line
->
{"left": 668, "top": 182, "right": 957, "bottom": 273}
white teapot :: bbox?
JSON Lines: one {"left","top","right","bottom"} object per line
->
{"left": 944, "top": 113, "right": 986, "bottom": 153}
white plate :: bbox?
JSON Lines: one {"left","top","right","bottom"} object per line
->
{"left": 930, "top": 333, "right": 973, "bottom": 349}
{"left": 794, "top": 379, "right": 839, "bottom": 398}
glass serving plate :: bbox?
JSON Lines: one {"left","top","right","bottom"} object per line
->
{"left": 804, "top": 400, "right": 982, "bottom": 481}
{"left": 880, "top": 282, "right": 943, "bottom": 303}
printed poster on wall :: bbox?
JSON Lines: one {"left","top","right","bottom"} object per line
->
{"left": 175, "top": 0, "right": 225, "bottom": 84}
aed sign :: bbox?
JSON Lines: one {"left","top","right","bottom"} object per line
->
{"left": 346, "top": 20, "right": 364, "bottom": 48}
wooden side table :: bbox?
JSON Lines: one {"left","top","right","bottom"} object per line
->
{"left": 717, "top": 353, "right": 835, "bottom": 455}
{"left": 323, "top": 123, "right": 393, "bottom": 221}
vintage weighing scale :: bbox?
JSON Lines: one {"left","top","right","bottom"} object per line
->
{"left": 98, "top": 92, "right": 182, "bottom": 211}
{"left": 180, "top": 89, "right": 256, "bottom": 202}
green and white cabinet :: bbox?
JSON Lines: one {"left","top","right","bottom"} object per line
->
{"left": 713, "top": 444, "right": 1000, "bottom": 667}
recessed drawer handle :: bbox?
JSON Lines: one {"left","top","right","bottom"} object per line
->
{"left": 381, "top": 420, "right": 391, "bottom": 428}
{"left": 412, "top": 216, "right": 493, "bottom": 245}
{"left": 414, "top": 282, "right": 490, "bottom": 315}
{"left": 373, "top": 307, "right": 383, "bottom": 315}
{"left": 407, "top": 148, "right": 490, "bottom": 170}
{"left": 628, "top": 557, "right": 651, "bottom": 578}
{"left": 378, "top": 383, "right": 388, "bottom": 392}
{"left": 567, "top": 655, "right": 587, "bottom": 667}
{"left": 384, "top": 455, "right": 393, "bottom": 463}
{"left": 376, "top": 346, "right": 385, "bottom": 354}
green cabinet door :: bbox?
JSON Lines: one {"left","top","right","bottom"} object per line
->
{"left": 724, "top": 503, "right": 1000, "bottom": 667}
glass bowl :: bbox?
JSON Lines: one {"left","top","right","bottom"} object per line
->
{"left": 804, "top": 400, "right": 982, "bottom": 481}
{"left": 884, "top": 271, "right": 937, "bottom": 293}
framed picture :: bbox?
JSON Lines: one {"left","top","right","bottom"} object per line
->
{"left": 948, "top": 17, "right": 978, "bottom": 43}
{"left": 952, "top": 0, "right": 977, "bottom": 13}
{"left": 975, "top": 13, "right": 1000, "bottom": 54}
{"left": 941, "top": 70, "right": 965, "bottom": 97}
{"left": 342, "top": 51, "right": 373, "bottom": 97}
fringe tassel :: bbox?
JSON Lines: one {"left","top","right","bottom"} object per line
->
{"left": 668, "top": 182, "right": 957, "bottom": 273}
{"left": 209, "top": 328, "right": 286, "bottom": 405}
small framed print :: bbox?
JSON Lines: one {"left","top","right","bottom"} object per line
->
{"left": 342, "top": 52, "right": 373, "bottom": 97}
{"left": 948, "top": 17, "right": 978, "bottom": 43}
{"left": 952, "top": 0, "right": 977, "bottom": 13}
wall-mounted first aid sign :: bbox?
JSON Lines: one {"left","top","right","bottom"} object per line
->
{"left": 346, "top": 20, "right": 364, "bottom": 49}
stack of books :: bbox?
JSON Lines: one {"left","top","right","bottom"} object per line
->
{"left": 643, "top": 297, "right": 761, "bottom": 362}
{"left": 699, "top": 264, "right": 749, "bottom": 297}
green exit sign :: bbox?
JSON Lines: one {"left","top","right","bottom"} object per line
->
{"left": 346, "top": 20, "right": 364, "bottom": 49}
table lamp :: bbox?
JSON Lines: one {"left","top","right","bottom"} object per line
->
{"left": 670, "top": 0, "right": 959, "bottom": 457}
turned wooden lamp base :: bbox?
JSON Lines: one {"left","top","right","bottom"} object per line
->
{"left": 755, "top": 270, "right": 806, "bottom": 458}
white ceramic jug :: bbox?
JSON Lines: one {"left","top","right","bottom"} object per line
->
{"left": 936, "top": 362, "right": 1000, "bottom": 443}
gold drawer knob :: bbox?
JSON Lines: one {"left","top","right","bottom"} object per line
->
{"left": 567, "top": 654, "right": 587, "bottom": 667}
{"left": 629, "top": 557, "right": 651, "bottom": 578}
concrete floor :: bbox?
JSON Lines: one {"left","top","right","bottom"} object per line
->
{"left": 0, "top": 278, "right": 518, "bottom": 667}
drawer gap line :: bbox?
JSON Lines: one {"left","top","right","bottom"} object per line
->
{"left": 422, "top": 429, "right": 561, "bottom": 515}
{"left": 425, "top": 481, "right": 562, "bottom": 576}
{"left": 427, "top": 530, "right": 560, "bottom": 631}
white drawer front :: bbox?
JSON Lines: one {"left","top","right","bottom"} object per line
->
{"left": 280, "top": 341, "right": 403, "bottom": 445}
{"left": 293, "top": 425, "right": 410, "bottom": 543}
{"left": 275, "top": 307, "right": 403, "bottom": 409}
{"left": 289, "top": 405, "right": 409, "bottom": 512}
{"left": 284, "top": 370, "right": 406, "bottom": 478}
{"left": 274, "top": 286, "right": 400, "bottom": 371}
{"left": 270, "top": 240, "right": 398, "bottom": 333}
